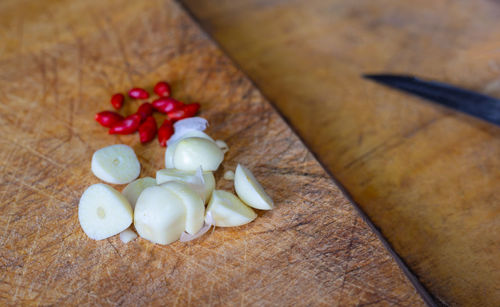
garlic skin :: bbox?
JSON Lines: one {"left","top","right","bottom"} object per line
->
{"left": 156, "top": 168, "right": 215, "bottom": 203}
{"left": 206, "top": 190, "right": 257, "bottom": 227}
{"left": 234, "top": 164, "right": 274, "bottom": 210}
{"left": 160, "top": 181, "right": 205, "bottom": 235}
{"left": 173, "top": 117, "right": 208, "bottom": 135}
{"left": 91, "top": 144, "right": 141, "bottom": 184}
{"left": 173, "top": 137, "right": 224, "bottom": 171}
{"left": 180, "top": 211, "right": 214, "bottom": 242}
{"left": 122, "top": 177, "right": 156, "bottom": 209}
{"left": 78, "top": 184, "right": 133, "bottom": 240}
{"left": 134, "top": 186, "right": 186, "bottom": 245}
{"left": 165, "top": 130, "right": 214, "bottom": 168}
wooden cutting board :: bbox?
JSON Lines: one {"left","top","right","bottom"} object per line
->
{"left": 0, "top": 0, "right": 424, "bottom": 305}
{"left": 181, "top": 0, "right": 500, "bottom": 305}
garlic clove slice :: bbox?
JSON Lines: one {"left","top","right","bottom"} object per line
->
{"left": 122, "top": 177, "right": 156, "bottom": 209}
{"left": 234, "top": 164, "right": 274, "bottom": 210}
{"left": 134, "top": 186, "right": 186, "bottom": 245}
{"left": 206, "top": 190, "right": 257, "bottom": 227}
{"left": 160, "top": 181, "right": 205, "bottom": 235}
{"left": 78, "top": 183, "right": 133, "bottom": 240}
{"left": 173, "top": 137, "right": 224, "bottom": 171}
{"left": 91, "top": 144, "right": 141, "bottom": 184}
{"left": 156, "top": 168, "right": 215, "bottom": 203}
{"left": 165, "top": 131, "right": 214, "bottom": 168}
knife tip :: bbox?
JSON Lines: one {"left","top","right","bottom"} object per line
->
{"left": 362, "top": 74, "right": 415, "bottom": 83}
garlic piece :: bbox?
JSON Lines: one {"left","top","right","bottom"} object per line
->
{"left": 122, "top": 177, "right": 156, "bottom": 209}
{"left": 223, "top": 170, "right": 235, "bottom": 180}
{"left": 234, "top": 164, "right": 274, "bottom": 210}
{"left": 156, "top": 168, "right": 215, "bottom": 203}
{"left": 165, "top": 130, "right": 214, "bottom": 168}
{"left": 78, "top": 184, "right": 133, "bottom": 240}
{"left": 119, "top": 228, "right": 138, "bottom": 243}
{"left": 161, "top": 181, "right": 205, "bottom": 235}
{"left": 215, "top": 140, "right": 229, "bottom": 154}
{"left": 91, "top": 144, "right": 140, "bottom": 184}
{"left": 206, "top": 190, "right": 257, "bottom": 227}
{"left": 173, "top": 137, "right": 224, "bottom": 171}
{"left": 134, "top": 186, "right": 186, "bottom": 245}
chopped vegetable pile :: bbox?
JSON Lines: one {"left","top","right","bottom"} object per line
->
{"left": 79, "top": 86, "right": 274, "bottom": 245}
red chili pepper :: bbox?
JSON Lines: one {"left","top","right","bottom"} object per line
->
{"left": 109, "top": 114, "right": 142, "bottom": 135}
{"left": 136, "top": 102, "right": 154, "bottom": 122}
{"left": 138, "top": 116, "right": 157, "bottom": 143}
{"left": 128, "top": 87, "right": 149, "bottom": 99}
{"left": 110, "top": 93, "right": 124, "bottom": 109}
{"left": 158, "top": 119, "right": 174, "bottom": 147}
{"left": 153, "top": 81, "right": 171, "bottom": 97}
{"left": 167, "top": 103, "right": 200, "bottom": 121}
{"left": 95, "top": 111, "right": 124, "bottom": 128}
{"left": 152, "top": 97, "right": 183, "bottom": 114}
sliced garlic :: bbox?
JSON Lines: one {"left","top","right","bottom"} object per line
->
{"left": 134, "top": 186, "right": 186, "bottom": 245}
{"left": 78, "top": 184, "right": 133, "bottom": 240}
{"left": 122, "top": 177, "right": 156, "bottom": 209}
{"left": 234, "top": 164, "right": 274, "bottom": 210}
{"left": 165, "top": 130, "right": 214, "bottom": 168}
{"left": 206, "top": 190, "right": 257, "bottom": 227}
{"left": 91, "top": 144, "right": 140, "bottom": 184}
{"left": 119, "top": 228, "right": 138, "bottom": 243}
{"left": 215, "top": 140, "right": 229, "bottom": 154}
{"left": 160, "top": 181, "right": 205, "bottom": 235}
{"left": 173, "top": 137, "right": 224, "bottom": 171}
{"left": 156, "top": 168, "right": 215, "bottom": 203}
{"left": 223, "top": 170, "right": 235, "bottom": 180}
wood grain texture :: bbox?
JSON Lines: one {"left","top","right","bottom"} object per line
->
{"left": 181, "top": 0, "right": 500, "bottom": 305}
{"left": 0, "top": 0, "right": 423, "bottom": 305}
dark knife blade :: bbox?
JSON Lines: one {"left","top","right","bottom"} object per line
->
{"left": 363, "top": 74, "right": 500, "bottom": 126}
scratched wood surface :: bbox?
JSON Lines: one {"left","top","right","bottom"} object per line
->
{"left": 0, "top": 0, "right": 424, "bottom": 305}
{"left": 182, "top": 0, "right": 500, "bottom": 305}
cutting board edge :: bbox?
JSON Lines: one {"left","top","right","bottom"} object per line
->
{"left": 178, "top": 1, "right": 439, "bottom": 306}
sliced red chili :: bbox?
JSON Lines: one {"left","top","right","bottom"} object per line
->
{"left": 138, "top": 116, "right": 157, "bottom": 143}
{"left": 167, "top": 103, "right": 200, "bottom": 121}
{"left": 128, "top": 87, "right": 149, "bottom": 99}
{"left": 153, "top": 81, "right": 171, "bottom": 97}
{"left": 95, "top": 111, "right": 124, "bottom": 128}
{"left": 109, "top": 114, "right": 142, "bottom": 135}
{"left": 158, "top": 119, "right": 174, "bottom": 147}
{"left": 136, "top": 102, "right": 154, "bottom": 122}
{"left": 110, "top": 93, "right": 124, "bottom": 110}
{"left": 152, "top": 97, "right": 183, "bottom": 114}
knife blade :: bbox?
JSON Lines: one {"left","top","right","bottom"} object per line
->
{"left": 363, "top": 74, "right": 500, "bottom": 126}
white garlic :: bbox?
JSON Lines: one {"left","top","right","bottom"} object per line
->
{"left": 91, "top": 144, "right": 140, "bottom": 184}
{"left": 173, "top": 137, "right": 224, "bottom": 171}
{"left": 78, "top": 184, "right": 133, "bottom": 240}
{"left": 134, "top": 186, "right": 186, "bottom": 245}
{"left": 156, "top": 168, "right": 215, "bottom": 203}
{"left": 122, "top": 177, "right": 156, "bottom": 209}
{"left": 234, "top": 164, "right": 274, "bottom": 210}
{"left": 206, "top": 190, "right": 257, "bottom": 227}
{"left": 160, "top": 181, "right": 205, "bottom": 235}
